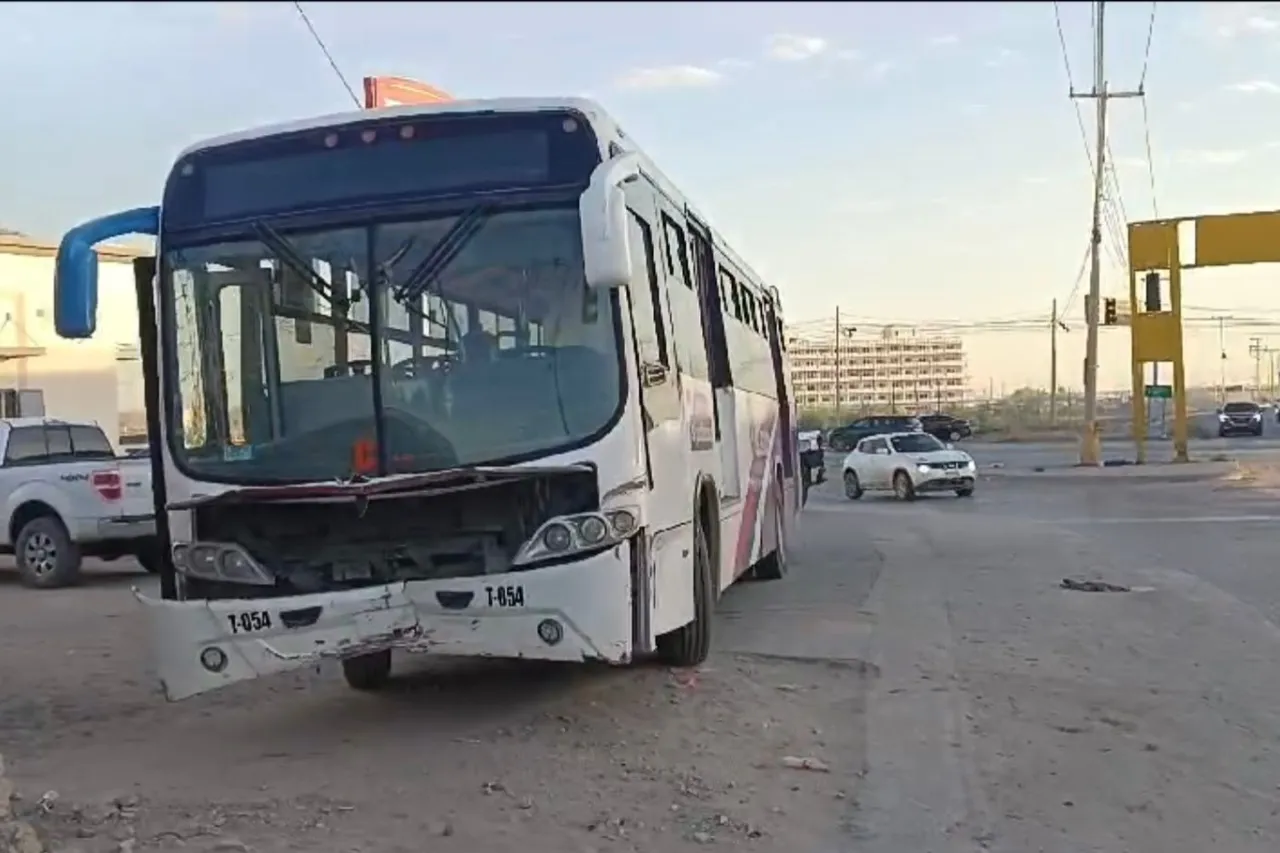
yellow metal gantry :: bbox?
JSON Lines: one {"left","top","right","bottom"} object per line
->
{"left": 1127, "top": 210, "right": 1280, "bottom": 463}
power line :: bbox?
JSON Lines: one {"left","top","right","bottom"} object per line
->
{"left": 1061, "top": 240, "right": 1093, "bottom": 319}
{"left": 1138, "top": 1, "right": 1158, "bottom": 90}
{"left": 1052, "top": 2, "right": 1129, "bottom": 269}
{"left": 292, "top": 1, "right": 362, "bottom": 109}
{"left": 1139, "top": 97, "right": 1160, "bottom": 219}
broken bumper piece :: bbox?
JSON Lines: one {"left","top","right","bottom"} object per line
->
{"left": 139, "top": 546, "right": 634, "bottom": 701}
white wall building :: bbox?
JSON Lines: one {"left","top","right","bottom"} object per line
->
{"left": 787, "top": 325, "right": 968, "bottom": 412}
{"left": 0, "top": 234, "right": 145, "bottom": 447}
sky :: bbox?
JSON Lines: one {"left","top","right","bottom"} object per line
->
{"left": 5, "top": 1, "right": 1280, "bottom": 392}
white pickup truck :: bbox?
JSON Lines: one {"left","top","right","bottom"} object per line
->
{"left": 0, "top": 417, "right": 157, "bottom": 588}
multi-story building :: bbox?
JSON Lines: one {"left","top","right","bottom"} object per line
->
{"left": 787, "top": 325, "right": 967, "bottom": 412}
{"left": 0, "top": 232, "right": 147, "bottom": 446}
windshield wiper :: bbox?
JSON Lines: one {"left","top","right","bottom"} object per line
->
{"left": 252, "top": 221, "right": 344, "bottom": 306}
{"left": 391, "top": 203, "right": 492, "bottom": 304}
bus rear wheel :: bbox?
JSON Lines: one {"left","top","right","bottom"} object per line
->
{"left": 656, "top": 521, "right": 713, "bottom": 668}
{"left": 752, "top": 485, "right": 788, "bottom": 581}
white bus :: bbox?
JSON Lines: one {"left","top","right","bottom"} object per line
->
{"left": 53, "top": 98, "right": 800, "bottom": 701}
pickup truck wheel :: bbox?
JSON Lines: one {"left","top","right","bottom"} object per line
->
{"left": 16, "top": 516, "right": 82, "bottom": 589}
{"left": 342, "top": 650, "right": 393, "bottom": 691}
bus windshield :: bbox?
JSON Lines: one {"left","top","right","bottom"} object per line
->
{"left": 162, "top": 205, "right": 623, "bottom": 483}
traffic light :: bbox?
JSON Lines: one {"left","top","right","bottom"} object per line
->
{"left": 1144, "top": 271, "right": 1162, "bottom": 312}
{"left": 1103, "top": 297, "right": 1118, "bottom": 326}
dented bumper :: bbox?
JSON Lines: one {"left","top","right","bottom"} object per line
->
{"left": 140, "top": 544, "right": 635, "bottom": 701}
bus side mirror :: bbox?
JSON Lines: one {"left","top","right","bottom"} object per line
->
{"left": 55, "top": 206, "right": 160, "bottom": 339}
{"left": 580, "top": 152, "right": 641, "bottom": 290}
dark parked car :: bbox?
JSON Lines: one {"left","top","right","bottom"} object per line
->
{"left": 827, "top": 415, "right": 923, "bottom": 452}
{"left": 1218, "top": 401, "right": 1264, "bottom": 437}
{"left": 918, "top": 413, "right": 972, "bottom": 442}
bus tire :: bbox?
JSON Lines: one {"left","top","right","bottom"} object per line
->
{"left": 134, "top": 543, "right": 164, "bottom": 575}
{"left": 753, "top": 482, "right": 788, "bottom": 581}
{"left": 656, "top": 521, "right": 713, "bottom": 668}
{"left": 341, "top": 650, "right": 393, "bottom": 691}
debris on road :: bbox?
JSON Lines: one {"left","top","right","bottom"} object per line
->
{"left": 1, "top": 753, "right": 45, "bottom": 853}
{"left": 780, "top": 756, "right": 831, "bottom": 773}
{"left": 1060, "top": 578, "right": 1130, "bottom": 593}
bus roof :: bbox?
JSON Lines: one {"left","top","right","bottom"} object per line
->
{"left": 174, "top": 97, "right": 609, "bottom": 161}
{"left": 174, "top": 96, "right": 777, "bottom": 309}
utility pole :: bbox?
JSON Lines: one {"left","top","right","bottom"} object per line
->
{"left": 1071, "top": 0, "right": 1142, "bottom": 465}
{"left": 1049, "top": 299, "right": 1070, "bottom": 425}
{"left": 1249, "top": 336, "right": 1263, "bottom": 400}
{"left": 833, "top": 308, "right": 841, "bottom": 420}
{"left": 1218, "top": 316, "right": 1227, "bottom": 404}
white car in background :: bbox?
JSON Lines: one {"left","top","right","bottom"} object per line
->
{"left": 841, "top": 431, "right": 977, "bottom": 501}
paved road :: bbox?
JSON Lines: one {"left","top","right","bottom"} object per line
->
{"left": 5, "top": 471, "right": 1280, "bottom": 851}
{"left": 801, "top": 469, "right": 1280, "bottom": 852}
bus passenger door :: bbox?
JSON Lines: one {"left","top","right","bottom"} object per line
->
{"left": 685, "top": 214, "right": 738, "bottom": 500}
{"left": 624, "top": 196, "right": 691, "bottom": 644}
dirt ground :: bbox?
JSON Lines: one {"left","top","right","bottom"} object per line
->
{"left": 0, "top": 563, "right": 867, "bottom": 853}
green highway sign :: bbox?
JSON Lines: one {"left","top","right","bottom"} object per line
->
{"left": 1144, "top": 384, "right": 1173, "bottom": 399}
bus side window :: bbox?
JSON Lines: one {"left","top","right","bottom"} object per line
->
{"left": 730, "top": 280, "right": 743, "bottom": 321}
{"left": 718, "top": 267, "right": 735, "bottom": 319}
{"left": 626, "top": 210, "right": 670, "bottom": 368}
{"left": 661, "top": 214, "right": 693, "bottom": 289}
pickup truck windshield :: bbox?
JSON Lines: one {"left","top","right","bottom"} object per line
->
{"left": 161, "top": 204, "right": 623, "bottom": 483}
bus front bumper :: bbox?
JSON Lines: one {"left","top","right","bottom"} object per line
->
{"left": 139, "top": 545, "right": 634, "bottom": 701}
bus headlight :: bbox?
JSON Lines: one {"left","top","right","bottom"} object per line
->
{"left": 542, "top": 523, "right": 574, "bottom": 552}
{"left": 514, "top": 507, "right": 640, "bottom": 567}
{"left": 172, "top": 542, "right": 274, "bottom": 586}
{"left": 606, "top": 509, "right": 637, "bottom": 536}
{"left": 577, "top": 516, "right": 609, "bottom": 545}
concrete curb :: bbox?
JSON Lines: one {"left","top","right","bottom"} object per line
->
{"left": 980, "top": 463, "right": 1233, "bottom": 484}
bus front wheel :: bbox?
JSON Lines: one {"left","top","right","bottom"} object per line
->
{"left": 342, "top": 649, "right": 393, "bottom": 691}
{"left": 656, "top": 521, "right": 713, "bottom": 668}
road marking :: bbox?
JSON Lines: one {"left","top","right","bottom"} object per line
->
{"left": 1060, "top": 514, "right": 1280, "bottom": 525}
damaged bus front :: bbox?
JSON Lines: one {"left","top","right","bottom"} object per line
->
{"left": 54, "top": 100, "right": 667, "bottom": 700}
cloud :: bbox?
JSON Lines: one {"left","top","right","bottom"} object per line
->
{"left": 1226, "top": 79, "right": 1280, "bottom": 93}
{"left": 1206, "top": 3, "right": 1280, "bottom": 38}
{"left": 984, "top": 48, "right": 1019, "bottom": 68}
{"left": 865, "top": 60, "right": 894, "bottom": 82}
{"left": 1175, "top": 148, "right": 1251, "bottom": 166}
{"left": 1217, "top": 14, "right": 1280, "bottom": 37}
{"left": 614, "top": 65, "right": 724, "bottom": 91}
{"left": 764, "top": 33, "right": 828, "bottom": 62}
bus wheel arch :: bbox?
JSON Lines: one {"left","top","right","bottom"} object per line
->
{"left": 695, "top": 475, "right": 720, "bottom": 590}
{"left": 655, "top": 474, "right": 718, "bottom": 668}
{"left": 752, "top": 464, "right": 789, "bottom": 581}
